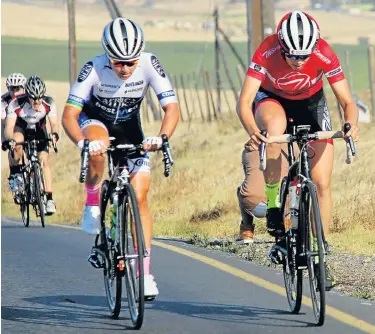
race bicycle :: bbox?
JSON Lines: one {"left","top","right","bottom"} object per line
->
{"left": 79, "top": 134, "right": 174, "bottom": 329}
{"left": 259, "top": 121, "right": 355, "bottom": 326}
{"left": 2, "top": 128, "right": 58, "bottom": 227}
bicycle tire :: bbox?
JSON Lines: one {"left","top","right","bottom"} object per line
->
{"left": 21, "top": 170, "right": 30, "bottom": 227}
{"left": 301, "top": 181, "right": 326, "bottom": 326}
{"left": 33, "top": 163, "right": 45, "bottom": 228}
{"left": 100, "top": 180, "right": 122, "bottom": 319}
{"left": 120, "top": 183, "right": 145, "bottom": 329}
{"left": 280, "top": 177, "right": 303, "bottom": 314}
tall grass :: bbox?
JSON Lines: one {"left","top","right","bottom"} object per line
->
{"left": 1, "top": 86, "right": 374, "bottom": 256}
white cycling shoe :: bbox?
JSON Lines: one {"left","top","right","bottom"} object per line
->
{"left": 81, "top": 205, "right": 101, "bottom": 235}
{"left": 141, "top": 274, "right": 159, "bottom": 300}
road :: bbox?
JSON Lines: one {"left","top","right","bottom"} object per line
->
{"left": 2, "top": 219, "right": 375, "bottom": 334}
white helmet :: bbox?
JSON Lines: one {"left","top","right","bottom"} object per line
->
{"left": 102, "top": 18, "right": 145, "bottom": 61}
{"left": 6, "top": 73, "right": 27, "bottom": 88}
{"left": 277, "top": 11, "right": 320, "bottom": 56}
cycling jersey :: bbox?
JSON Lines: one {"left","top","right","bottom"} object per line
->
{"left": 7, "top": 94, "right": 57, "bottom": 129}
{"left": 66, "top": 53, "right": 177, "bottom": 145}
{"left": 1, "top": 92, "right": 12, "bottom": 119}
{"left": 247, "top": 34, "right": 345, "bottom": 100}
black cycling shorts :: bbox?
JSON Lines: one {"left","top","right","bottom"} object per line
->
{"left": 14, "top": 123, "right": 49, "bottom": 153}
{"left": 253, "top": 87, "right": 332, "bottom": 132}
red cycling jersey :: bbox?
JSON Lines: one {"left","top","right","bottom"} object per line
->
{"left": 246, "top": 34, "right": 345, "bottom": 100}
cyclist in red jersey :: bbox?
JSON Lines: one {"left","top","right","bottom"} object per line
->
{"left": 236, "top": 10, "right": 359, "bottom": 290}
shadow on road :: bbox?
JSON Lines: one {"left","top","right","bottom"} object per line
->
{"left": 2, "top": 294, "right": 317, "bottom": 330}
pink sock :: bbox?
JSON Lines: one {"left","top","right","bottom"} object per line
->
{"left": 136, "top": 248, "right": 151, "bottom": 277}
{"left": 85, "top": 184, "right": 100, "bottom": 206}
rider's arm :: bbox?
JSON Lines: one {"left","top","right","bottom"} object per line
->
{"left": 1, "top": 99, "right": 7, "bottom": 121}
{"left": 237, "top": 76, "right": 262, "bottom": 137}
{"left": 158, "top": 102, "right": 179, "bottom": 139}
{"left": 147, "top": 53, "right": 180, "bottom": 139}
{"left": 4, "top": 99, "right": 18, "bottom": 140}
{"left": 62, "top": 60, "right": 99, "bottom": 146}
{"left": 330, "top": 79, "right": 358, "bottom": 125}
{"left": 4, "top": 113, "right": 17, "bottom": 141}
{"left": 47, "top": 99, "right": 60, "bottom": 134}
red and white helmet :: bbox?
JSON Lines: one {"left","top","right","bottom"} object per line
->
{"left": 277, "top": 11, "right": 320, "bottom": 56}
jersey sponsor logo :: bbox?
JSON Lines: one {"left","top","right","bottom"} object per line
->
{"left": 151, "top": 55, "right": 166, "bottom": 78}
{"left": 277, "top": 72, "right": 311, "bottom": 91}
{"left": 157, "top": 90, "right": 175, "bottom": 100}
{"left": 262, "top": 46, "right": 280, "bottom": 59}
{"left": 77, "top": 61, "right": 93, "bottom": 83}
{"left": 314, "top": 49, "right": 331, "bottom": 64}
{"left": 325, "top": 66, "right": 342, "bottom": 77}
{"left": 67, "top": 94, "right": 85, "bottom": 106}
{"left": 125, "top": 80, "right": 144, "bottom": 87}
{"left": 249, "top": 62, "right": 266, "bottom": 74}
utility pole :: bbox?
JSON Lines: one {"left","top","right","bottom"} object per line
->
{"left": 246, "top": 0, "right": 263, "bottom": 63}
{"left": 67, "top": 0, "right": 77, "bottom": 86}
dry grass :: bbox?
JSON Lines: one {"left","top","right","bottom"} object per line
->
{"left": 1, "top": 78, "right": 374, "bottom": 256}
{"left": 2, "top": 2, "right": 375, "bottom": 44}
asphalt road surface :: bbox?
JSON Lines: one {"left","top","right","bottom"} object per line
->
{"left": 2, "top": 218, "right": 375, "bottom": 333}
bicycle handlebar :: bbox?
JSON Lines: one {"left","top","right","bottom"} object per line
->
{"left": 258, "top": 123, "right": 356, "bottom": 171}
{"left": 78, "top": 134, "right": 174, "bottom": 183}
{"left": 3, "top": 137, "right": 58, "bottom": 159}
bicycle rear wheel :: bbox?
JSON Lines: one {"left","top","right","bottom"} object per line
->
{"left": 120, "top": 183, "right": 145, "bottom": 329}
{"left": 20, "top": 170, "right": 30, "bottom": 227}
{"left": 33, "top": 163, "right": 45, "bottom": 228}
{"left": 100, "top": 180, "right": 122, "bottom": 318}
{"left": 301, "top": 181, "right": 325, "bottom": 326}
{"left": 280, "top": 177, "right": 302, "bottom": 314}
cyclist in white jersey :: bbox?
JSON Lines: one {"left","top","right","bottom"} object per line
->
{"left": 2, "top": 73, "right": 27, "bottom": 120}
{"left": 62, "top": 17, "right": 180, "bottom": 299}
{"left": 3, "top": 76, "right": 60, "bottom": 213}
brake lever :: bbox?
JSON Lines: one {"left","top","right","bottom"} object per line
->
{"left": 259, "top": 130, "right": 267, "bottom": 171}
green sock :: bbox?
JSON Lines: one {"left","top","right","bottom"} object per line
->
{"left": 265, "top": 182, "right": 281, "bottom": 209}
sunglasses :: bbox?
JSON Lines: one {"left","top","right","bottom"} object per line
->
{"left": 8, "top": 86, "right": 23, "bottom": 91}
{"left": 110, "top": 59, "right": 138, "bottom": 67}
{"left": 285, "top": 53, "right": 310, "bottom": 61}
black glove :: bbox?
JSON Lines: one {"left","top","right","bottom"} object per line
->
{"left": 1, "top": 139, "right": 15, "bottom": 151}
{"left": 51, "top": 132, "right": 59, "bottom": 143}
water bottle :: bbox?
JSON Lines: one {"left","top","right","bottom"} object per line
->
{"left": 109, "top": 193, "right": 118, "bottom": 241}
{"left": 288, "top": 177, "right": 300, "bottom": 229}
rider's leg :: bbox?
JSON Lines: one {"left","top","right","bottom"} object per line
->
{"left": 38, "top": 150, "right": 57, "bottom": 214}
{"left": 309, "top": 141, "right": 334, "bottom": 238}
{"left": 255, "top": 101, "right": 287, "bottom": 208}
{"left": 8, "top": 131, "right": 25, "bottom": 196}
{"left": 254, "top": 101, "right": 287, "bottom": 235}
{"left": 9, "top": 131, "right": 24, "bottom": 169}
{"left": 130, "top": 165, "right": 159, "bottom": 297}
{"left": 237, "top": 148, "right": 267, "bottom": 242}
{"left": 81, "top": 124, "right": 110, "bottom": 235}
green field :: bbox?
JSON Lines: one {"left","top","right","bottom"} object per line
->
{"left": 1, "top": 35, "right": 372, "bottom": 92}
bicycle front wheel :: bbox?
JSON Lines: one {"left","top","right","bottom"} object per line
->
{"left": 100, "top": 180, "right": 122, "bottom": 318}
{"left": 21, "top": 169, "right": 30, "bottom": 227}
{"left": 281, "top": 178, "right": 302, "bottom": 314}
{"left": 119, "top": 183, "right": 145, "bottom": 330}
{"left": 33, "top": 163, "right": 45, "bottom": 228}
{"left": 301, "top": 181, "right": 325, "bottom": 326}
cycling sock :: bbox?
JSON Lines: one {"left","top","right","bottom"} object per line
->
{"left": 135, "top": 247, "right": 151, "bottom": 277}
{"left": 85, "top": 183, "right": 100, "bottom": 206}
{"left": 265, "top": 181, "right": 281, "bottom": 209}
{"left": 46, "top": 192, "right": 53, "bottom": 201}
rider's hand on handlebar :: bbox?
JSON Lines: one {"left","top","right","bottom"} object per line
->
{"left": 2, "top": 139, "right": 16, "bottom": 151}
{"left": 245, "top": 131, "right": 268, "bottom": 151}
{"left": 143, "top": 136, "right": 162, "bottom": 152}
{"left": 88, "top": 140, "right": 107, "bottom": 156}
{"left": 50, "top": 132, "right": 59, "bottom": 144}
{"left": 342, "top": 123, "right": 359, "bottom": 142}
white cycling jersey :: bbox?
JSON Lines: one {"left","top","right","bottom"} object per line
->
{"left": 7, "top": 94, "right": 57, "bottom": 129}
{"left": 1, "top": 92, "right": 12, "bottom": 120}
{"left": 67, "top": 53, "right": 177, "bottom": 125}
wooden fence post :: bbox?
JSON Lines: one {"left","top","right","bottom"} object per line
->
{"left": 193, "top": 72, "right": 205, "bottom": 122}
{"left": 205, "top": 71, "right": 217, "bottom": 120}
{"left": 180, "top": 74, "right": 191, "bottom": 122}
{"left": 368, "top": 46, "right": 375, "bottom": 120}
{"left": 203, "top": 70, "right": 212, "bottom": 122}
